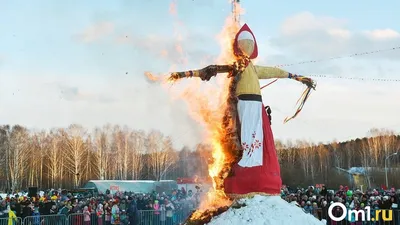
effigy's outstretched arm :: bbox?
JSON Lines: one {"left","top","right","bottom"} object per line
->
{"left": 254, "top": 65, "right": 316, "bottom": 89}
{"left": 255, "top": 65, "right": 316, "bottom": 123}
{"left": 168, "top": 65, "right": 233, "bottom": 82}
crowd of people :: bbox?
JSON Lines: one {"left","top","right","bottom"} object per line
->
{"left": 1, "top": 185, "right": 400, "bottom": 225}
{"left": 281, "top": 185, "right": 400, "bottom": 225}
{"left": 0, "top": 187, "right": 204, "bottom": 225}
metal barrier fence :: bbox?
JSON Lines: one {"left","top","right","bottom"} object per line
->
{"left": 0, "top": 217, "right": 23, "bottom": 225}
{"left": 66, "top": 211, "right": 191, "bottom": 225}
{"left": 68, "top": 213, "right": 100, "bottom": 225}
{"left": 23, "top": 215, "right": 67, "bottom": 225}
{"left": 138, "top": 210, "right": 191, "bottom": 225}
{"left": 5, "top": 208, "right": 400, "bottom": 225}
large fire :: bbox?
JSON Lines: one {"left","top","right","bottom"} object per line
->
{"left": 145, "top": 0, "right": 245, "bottom": 222}
{"left": 190, "top": 1, "right": 244, "bottom": 213}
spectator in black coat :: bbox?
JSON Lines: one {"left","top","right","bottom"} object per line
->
{"left": 320, "top": 186, "right": 328, "bottom": 198}
{"left": 127, "top": 197, "right": 139, "bottom": 225}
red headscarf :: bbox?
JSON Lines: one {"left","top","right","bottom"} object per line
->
{"left": 233, "top": 23, "right": 258, "bottom": 59}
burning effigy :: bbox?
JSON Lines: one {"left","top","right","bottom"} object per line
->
{"left": 145, "top": 2, "right": 317, "bottom": 225}
{"left": 164, "top": 23, "right": 316, "bottom": 225}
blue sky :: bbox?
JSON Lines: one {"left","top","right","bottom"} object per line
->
{"left": 3, "top": 0, "right": 398, "bottom": 73}
{"left": 1, "top": 0, "right": 400, "bottom": 148}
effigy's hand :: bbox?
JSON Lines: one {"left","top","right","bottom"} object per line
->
{"left": 298, "top": 77, "right": 316, "bottom": 90}
{"left": 289, "top": 73, "right": 316, "bottom": 90}
{"left": 199, "top": 65, "right": 218, "bottom": 81}
{"left": 167, "top": 72, "right": 181, "bottom": 82}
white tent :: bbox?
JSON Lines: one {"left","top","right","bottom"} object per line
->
{"left": 83, "top": 180, "right": 177, "bottom": 194}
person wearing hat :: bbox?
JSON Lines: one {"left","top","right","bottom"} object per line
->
{"left": 303, "top": 201, "right": 313, "bottom": 214}
{"left": 164, "top": 199, "right": 175, "bottom": 225}
{"left": 104, "top": 203, "right": 111, "bottom": 225}
{"left": 57, "top": 201, "right": 69, "bottom": 217}
{"left": 319, "top": 186, "right": 328, "bottom": 198}
{"left": 32, "top": 207, "right": 41, "bottom": 225}
{"left": 96, "top": 204, "right": 104, "bottom": 225}
{"left": 83, "top": 206, "right": 91, "bottom": 225}
{"left": 111, "top": 203, "right": 120, "bottom": 225}
{"left": 311, "top": 202, "right": 319, "bottom": 219}
{"left": 119, "top": 210, "right": 127, "bottom": 225}
{"left": 319, "top": 200, "right": 329, "bottom": 221}
{"left": 7, "top": 205, "right": 17, "bottom": 225}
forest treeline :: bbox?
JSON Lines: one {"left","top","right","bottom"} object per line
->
{"left": 0, "top": 124, "right": 399, "bottom": 192}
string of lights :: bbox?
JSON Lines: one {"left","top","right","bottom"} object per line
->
{"left": 270, "top": 46, "right": 400, "bottom": 82}
{"left": 260, "top": 75, "right": 400, "bottom": 91}
{"left": 307, "top": 75, "right": 400, "bottom": 82}
{"left": 274, "top": 46, "right": 400, "bottom": 68}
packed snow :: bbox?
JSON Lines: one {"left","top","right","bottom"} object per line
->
{"left": 207, "top": 195, "right": 326, "bottom": 225}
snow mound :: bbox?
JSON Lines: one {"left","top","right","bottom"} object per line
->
{"left": 207, "top": 195, "right": 326, "bottom": 225}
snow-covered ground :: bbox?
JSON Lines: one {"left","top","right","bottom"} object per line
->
{"left": 207, "top": 195, "right": 326, "bottom": 225}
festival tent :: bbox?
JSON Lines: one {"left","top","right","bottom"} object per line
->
{"left": 336, "top": 167, "right": 400, "bottom": 190}
{"left": 83, "top": 180, "right": 177, "bottom": 194}
{"left": 176, "top": 177, "right": 212, "bottom": 193}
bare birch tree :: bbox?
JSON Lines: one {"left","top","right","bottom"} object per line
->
{"left": 45, "top": 130, "right": 62, "bottom": 187}
{"left": 317, "top": 144, "right": 329, "bottom": 181}
{"left": 285, "top": 140, "right": 296, "bottom": 167}
{"left": 92, "top": 126, "right": 112, "bottom": 180}
{"left": 146, "top": 131, "right": 178, "bottom": 180}
{"left": 112, "top": 126, "right": 130, "bottom": 180}
{"left": 27, "top": 131, "right": 47, "bottom": 187}
{"left": 8, "top": 125, "right": 31, "bottom": 192}
{"left": 380, "top": 129, "right": 397, "bottom": 163}
{"left": 367, "top": 128, "right": 384, "bottom": 167}
{"left": 359, "top": 139, "right": 372, "bottom": 187}
{"left": 296, "top": 140, "right": 310, "bottom": 177}
{"left": 0, "top": 125, "right": 10, "bottom": 190}
{"left": 61, "top": 124, "right": 88, "bottom": 188}
{"left": 275, "top": 139, "right": 285, "bottom": 163}
{"left": 0, "top": 122, "right": 399, "bottom": 189}
{"left": 330, "top": 140, "right": 342, "bottom": 168}
{"left": 130, "top": 130, "right": 146, "bottom": 180}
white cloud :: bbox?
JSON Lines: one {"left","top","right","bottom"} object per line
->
{"left": 1, "top": 10, "right": 399, "bottom": 150}
{"left": 327, "top": 28, "right": 351, "bottom": 39}
{"left": 0, "top": 71, "right": 205, "bottom": 149}
{"left": 271, "top": 12, "right": 400, "bottom": 60}
{"left": 256, "top": 12, "right": 400, "bottom": 143}
{"left": 280, "top": 12, "right": 347, "bottom": 36}
{"left": 364, "top": 29, "right": 400, "bottom": 40}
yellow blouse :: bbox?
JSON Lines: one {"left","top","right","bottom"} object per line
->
{"left": 235, "top": 62, "right": 289, "bottom": 96}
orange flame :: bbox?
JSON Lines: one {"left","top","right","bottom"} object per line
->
{"left": 146, "top": 0, "right": 245, "bottom": 218}
{"left": 144, "top": 71, "right": 160, "bottom": 82}
{"left": 144, "top": 72, "right": 177, "bottom": 85}
{"left": 185, "top": 2, "right": 244, "bottom": 216}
